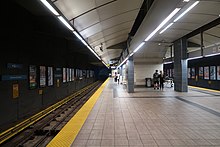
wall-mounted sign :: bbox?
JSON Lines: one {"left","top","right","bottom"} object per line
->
{"left": 40, "top": 66, "right": 46, "bottom": 87}
{"left": 7, "top": 63, "right": 23, "bottom": 69}
{"left": 39, "top": 89, "right": 43, "bottom": 95}
{"left": 1, "top": 75, "right": 27, "bottom": 81}
{"left": 55, "top": 68, "right": 62, "bottom": 78}
{"left": 12, "top": 84, "right": 19, "bottom": 98}
{"left": 54, "top": 74, "right": 62, "bottom": 78}
{"left": 29, "top": 65, "right": 37, "bottom": 89}
{"left": 210, "top": 66, "right": 216, "bottom": 80}
{"left": 217, "top": 66, "right": 220, "bottom": 80}
{"left": 63, "top": 68, "right": 66, "bottom": 82}
{"left": 57, "top": 79, "right": 60, "bottom": 87}
{"left": 48, "top": 67, "right": 53, "bottom": 86}
{"left": 204, "top": 66, "right": 209, "bottom": 80}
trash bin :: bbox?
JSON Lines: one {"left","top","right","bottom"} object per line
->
{"left": 145, "top": 78, "right": 152, "bottom": 87}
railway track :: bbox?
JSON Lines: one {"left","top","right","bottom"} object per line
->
{"left": 0, "top": 81, "right": 102, "bottom": 147}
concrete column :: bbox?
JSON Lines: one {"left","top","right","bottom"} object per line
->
{"left": 127, "top": 56, "right": 134, "bottom": 93}
{"left": 174, "top": 38, "right": 188, "bottom": 92}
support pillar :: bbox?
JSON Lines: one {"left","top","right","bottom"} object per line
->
{"left": 174, "top": 38, "right": 188, "bottom": 92}
{"left": 127, "top": 56, "right": 134, "bottom": 93}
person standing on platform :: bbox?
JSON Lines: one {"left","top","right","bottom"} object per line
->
{"left": 114, "top": 72, "right": 117, "bottom": 82}
{"left": 117, "top": 72, "right": 120, "bottom": 84}
{"left": 153, "top": 70, "right": 159, "bottom": 89}
{"left": 159, "top": 70, "right": 165, "bottom": 90}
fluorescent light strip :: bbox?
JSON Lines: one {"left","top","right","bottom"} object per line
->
{"left": 163, "top": 61, "right": 173, "bottom": 64}
{"left": 183, "top": 0, "right": 190, "bottom": 2}
{"left": 81, "top": 39, "right": 88, "bottom": 46}
{"left": 73, "top": 31, "right": 83, "bottom": 41}
{"left": 117, "top": 57, "right": 129, "bottom": 68}
{"left": 205, "top": 53, "right": 220, "bottom": 57}
{"left": 187, "top": 56, "right": 203, "bottom": 60}
{"left": 87, "top": 46, "right": 101, "bottom": 60}
{"left": 73, "top": 31, "right": 101, "bottom": 61}
{"left": 58, "top": 16, "right": 74, "bottom": 31}
{"left": 102, "top": 61, "right": 108, "bottom": 68}
{"left": 145, "top": 8, "right": 180, "bottom": 41}
{"left": 174, "top": 1, "right": 199, "bottom": 22}
{"left": 40, "top": 0, "right": 59, "bottom": 15}
{"left": 133, "top": 42, "right": 145, "bottom": 53}
{"left": 160, "top": 23, "right": 174, "bottom": 34}
{"left": 130, "top": 52, "right": 134, "bottom": 57}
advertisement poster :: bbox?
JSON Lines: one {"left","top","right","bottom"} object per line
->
{"left": 191, "top": 67, "right": 195, "bottom": 79}
{"left": 48, "top": 67, "right": 53, "bottom": 86}
{"left": 71, "top": 69, "right": 74, "bottom": 81}
{"left": 188, "top": 68, "right": 191, "bottom": 78}
{"left": 69, "top": 68, "right": 72, "bottom": 82}
{"left": 90, "top": 70, "right": 94, "bottom": 77}
{"left": 217, "top": 66, "right": 220, "bottom": 80}
{"left": 199, "top": 67, "right": 203, "bottom": 79}
{"left": 210, "top": 66, "right": 216, "bottom": 80}
{"left": 82, "top": 70, "right": 86, "bottom": 78}
{"left": 204, "top": 66, "right": 209, "bottom": 80}
{"left": 79, "top": 70, "right": 83, "bottom": 79}
{"left": 66, "top": 68, "right": 69, "bottom": 82}
{"left": 29, "top": 65, "right": 37, "bottom": 89}
{"left": 87, "top": 70, "right": 90, "bottom": 78}
{"left": 40, "top": 66, "right": 46, "bottom": 87}
{"left": 63, "top": 68, "right": 66, "bottom": 82}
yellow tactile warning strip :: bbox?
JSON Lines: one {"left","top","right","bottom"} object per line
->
{"left": 189, "top": 85, "right": 220, "bottom": 93}
{"left": 47, "top": 78, "right": 109, "bottom": 147}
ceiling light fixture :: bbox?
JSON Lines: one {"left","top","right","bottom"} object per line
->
{"left": 39, "top": 0, "right": 104, "bottom": 66}
{"left": 117, "top": 57, "right": 129, "bottom": 68}
{"left": 159, "top": 23, "right": 174, "bottom": 34}
{"left": 174, "top": 1, "right": 199, "bottom": 22}
{"left": 133, "top": 42, "right": 145, "bottom": 53}
{"left": 73, "top": 31, "right": 101, "bottom": 61}
{"left": 163, "top": 61, "right": 173, "bottom": 64}
{"left": 183, "top": 0, "right": 190, "bottom": 2}
{"left": 58, "top": 16, "right": 74, "bottom": 31}
{"left": 73, "top": 31, "right": 83, "bottom": 41}
{"left": 130, "top": 52, "right": 134, "bottom": 57}
{"left": 40, "top": 0, "right": 59, "bottom": 15}
{"left": 87, "top": 45, "right": 101, "bottom": 60}
{"left": 102, "top": 61, "right": 109, "bottom": 68}
{"left": 187, "top": 56, "right": 203, "bottom": 60}
{"left": 145, "top": 8, "right": 180, "bottom": 41}
{"left": 205, "top": 53, "right": 220, "bottom": 57}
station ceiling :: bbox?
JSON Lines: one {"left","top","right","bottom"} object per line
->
{"left": 16, "top": 0, "right": 220, "bottom": 66}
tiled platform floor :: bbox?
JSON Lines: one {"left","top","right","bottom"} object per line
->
{"left": 71, "top": 78, "right": 220, "bottom": 147}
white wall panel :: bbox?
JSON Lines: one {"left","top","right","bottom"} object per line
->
{"left": 134, "top": 63, "right": 163, "bottom": 85}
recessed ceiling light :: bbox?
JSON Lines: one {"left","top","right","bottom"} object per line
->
{"left": 183, "top": 0, "right": 190, "bottom": 2}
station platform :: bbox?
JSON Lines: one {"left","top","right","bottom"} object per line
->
{"left": 48, "top": 78, "right": 220, "bottom": 147}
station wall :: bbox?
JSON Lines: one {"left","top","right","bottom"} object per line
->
{"left": 164, "top": 55, "right": 220, "bottom": 90}
{"left": 0, "top": 1, "right": 107, "bottom": 131}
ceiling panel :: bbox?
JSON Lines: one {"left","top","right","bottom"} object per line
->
{"left": 55, "top": 0, "right": 96, "bottom": 19}
{"left": 74, "top": 10, "right": 100, "bottom": 31}
{"left": 105, "top": 36, "right": 127, "bottom": 48}
{"left": 97, "top": 0, "right": 142, "bottom": 21}
{"left": 54, "top": 0, "right": 220, "bottom": 65}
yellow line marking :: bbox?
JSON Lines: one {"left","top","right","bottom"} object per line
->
{"left": 189, "top": 86, "right": 220, "bottom": 93}
{"left": 47, "top": 78, "right": 109, "bottom": 147}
